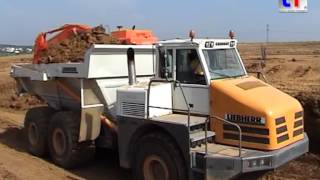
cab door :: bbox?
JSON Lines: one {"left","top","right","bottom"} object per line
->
{"left": 173, "top": 49, "right": 210, "bottom": 115}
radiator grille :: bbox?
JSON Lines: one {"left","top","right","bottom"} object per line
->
{"left": 121, "top": 102, "right": 145, "bottom": 117}
{"left": 275, "top": 117, "right": 285, "bottom": 125}
{"left": 293, "top": 111, "right": 304, "bottom": 137}
{"left": 293, "top": 128, "right": 304, "bottom": 137}
{"left": 223, "top": 124, "right": 269, "bottom": 135}
{"left": 275, "top": 111, "right": 304, "bottom": 144}
{"left": 277, "top": 134, "right": 289, "bottom": 143}
{"left": 294, "top": 120, "right": 303, "bottom": 128}
{"left": 223, "top": 133, "right": 270, "bottom": 144}
{"left": 223, "top": 124, "right": 270, "bottom": 144}
{"left": 295, "top": 111, "right": 303, "bottom": 119}
{"left": 276, "top": 125, "right": 287, "bottom": 134}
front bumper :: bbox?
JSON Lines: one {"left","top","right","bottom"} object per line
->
{"left": 205, "top": 133, "right": 309, "bottom": 179}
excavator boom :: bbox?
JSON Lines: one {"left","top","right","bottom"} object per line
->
{"left": 33, "top": 24, "right": 91, "bottom": 63}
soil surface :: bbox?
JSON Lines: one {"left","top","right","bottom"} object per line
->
{"left": 1, "top": 41, "right": 320, "bottom": 179}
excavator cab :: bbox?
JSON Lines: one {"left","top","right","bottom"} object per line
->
{"left": 111, "top": 27, "right": 158, "bottom": 45}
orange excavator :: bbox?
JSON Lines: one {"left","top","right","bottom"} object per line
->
{"left": 33, "top": 24, "right": 158, "bottom": 64}
{"left": 33, "top": 24, "right": 91, "bottom": 64}
{"left": 111, "top": 25, "right": 158, "bottom": 45}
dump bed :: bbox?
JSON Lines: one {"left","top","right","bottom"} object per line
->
{"left": 11, "top": 44, "right": 155, "bottom": 80}
{"left": 10, "top": 44, "right": 156, "bottom": 126}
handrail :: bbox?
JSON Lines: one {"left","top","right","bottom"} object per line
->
{"left": 147, "top": 105, "right": 189, "bottom": 113}
{"left": 211, "top": 115, "right": 242, "bottom": 157}
{"left": 146, "top": 79, "right": 191, "bottom": 131}
{"left": 146, "top": 78, "right": 210, "bottom": 156}
{"left": 205, "top": 116, "right": 209, "bottom": 154}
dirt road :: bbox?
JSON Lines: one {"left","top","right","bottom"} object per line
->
{"left": 0, "top": 108, "right": 130, "bottom": 180}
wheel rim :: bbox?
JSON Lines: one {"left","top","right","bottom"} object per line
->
{"left": 28, "top": 122, "right": 39, "bottom": 146}
{"left": 143, "top": 155, "right": 169, "bottom": 180}
{"left": 52, "top": 128, "right": 66, "bottom": 156}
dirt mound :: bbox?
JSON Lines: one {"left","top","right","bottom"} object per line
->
{"left": 291, "top": 65, "right": 312, "bottom": 78}
{"left": 0, "top": 165, "right": 17, "bottom": 180}
{"left": 245, "top": 62, "right": 265, "bottom": 73}
{"left": 39, "top": 25, "right": 120, "bottom": 63}
{"left": 295, "top": 92, "right": 320, "bottom": 147}
{"left": 261, "top": 153, "right": 320, "bottom": 179}
{"left": 0, "top": 81, "right": 44, "bottom": 111}
{"left": 266, "top": 65, "right": 282, "bottom": 74}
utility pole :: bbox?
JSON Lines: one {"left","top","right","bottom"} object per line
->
{"left": 261, "top": 24, "right": 269, "bottom": 63}
{"left": 266, "top": 24, "right": 270, "bottom": 43}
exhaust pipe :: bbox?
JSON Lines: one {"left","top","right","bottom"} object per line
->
{"left": 127, "top": 48, "right": 136, "bottom": 85}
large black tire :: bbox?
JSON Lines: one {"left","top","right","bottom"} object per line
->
{"left": 133, "top": 132, "right": 187, "bottom": 180}
{"left": 48, "top": 111, "right": 94, "bottom": 169}
{"left": 24, "top": 106, "right": 55, "bottom": 157}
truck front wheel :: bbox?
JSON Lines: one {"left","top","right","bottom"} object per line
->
{"left": 24, "top": 107, "right": 55, "bottom": 156}
{"left": 48, "top": 111, "right": 94, "bottom": 169}
{"left": 133, "top": 132, "right": 187, "bottom": 180}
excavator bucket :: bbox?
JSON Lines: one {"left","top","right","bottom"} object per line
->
{"left": 33, "top": 33, "right": 48, "bottom": 62}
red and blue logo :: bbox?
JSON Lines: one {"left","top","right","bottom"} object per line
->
{"left": 279, "top": 0, "right": 308, "bottom": 12}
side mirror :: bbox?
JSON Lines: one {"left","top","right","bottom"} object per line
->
{"left": 159, "top": 48, "right": 172, "bottom": 79}
{"left": 161, "top": 66, "right": 170, "bottom": 79}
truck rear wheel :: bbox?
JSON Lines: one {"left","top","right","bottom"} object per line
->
{"left": 48, "top": 111, "right": 94, "bottom": 169}
{"left": 24, "top": 107, "right": 55, "bottom": 156}
{"left": 133, "top": 132, "right": 187, "bottom": 180}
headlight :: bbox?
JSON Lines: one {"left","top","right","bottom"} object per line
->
{"left": 246, "top": 157, "right": 272, "bottom": 168}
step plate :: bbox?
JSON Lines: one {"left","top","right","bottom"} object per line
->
{"left": 151, "top": 114, "right": 207, "bottom": 127}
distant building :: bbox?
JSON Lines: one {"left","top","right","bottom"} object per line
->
{"left": 5, "top": 47, "right": 15, "bottom": 53}
{"left": 26, "top": 48, "right": 33, "bottom": 53}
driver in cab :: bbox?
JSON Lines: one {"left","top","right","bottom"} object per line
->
{"left": 188, "top": 52, "right": 204, "bottom": 76}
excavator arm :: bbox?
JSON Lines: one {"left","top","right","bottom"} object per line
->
{"left": 33, "top": 24, "right": 91, "bottom": 64}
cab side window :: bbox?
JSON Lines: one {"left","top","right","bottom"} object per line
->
{"left": 159, "top": 49, "right": 173, "bottom": 78}
{"left": 176, "top": 49, "right": 206, "bottom": 85}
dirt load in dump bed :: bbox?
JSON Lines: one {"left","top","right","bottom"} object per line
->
{"left": 38, "top": 25, "right": 120, "bottom": 63}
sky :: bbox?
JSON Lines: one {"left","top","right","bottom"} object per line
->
{"left": 0, "top": 0, "right": 319, "bottom": 45}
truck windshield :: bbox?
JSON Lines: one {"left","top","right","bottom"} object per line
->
{"left": 203, "top": 49, "right": 246, "bottom": 79}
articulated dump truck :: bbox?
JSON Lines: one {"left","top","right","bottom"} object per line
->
{"left": 11, "top": 38, "right": 308, "bottom": 179}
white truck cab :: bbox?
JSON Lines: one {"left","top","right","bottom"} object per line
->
{"left": 156, "top": 39, "right": 246, "bottom": 115}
